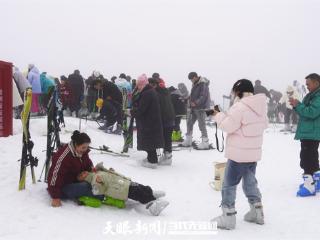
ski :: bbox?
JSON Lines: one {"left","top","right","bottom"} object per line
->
{"left": 122, "top": 117, "right": 134, "bottom": 153}
{"left": 172, "top": 141, "right": 215, "bottom": 151}
{"left": 90, "top": 145, "right": 130, "bottom": 157}
{"left": 39, "top": 87, "right": 63, "bottom": 182}
{"left": 19, "top": 88, "right": 39, "bottom": 190}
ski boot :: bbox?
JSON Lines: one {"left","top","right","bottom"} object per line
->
{"left": 280, "top": 123, "right": 291, "bottom": 132}
{"left": 142, "top": 158, "right": 158, "bottom": 169}
{"left": 244, "top": 202, "right": 264, "bottom": 225}
{"left": 172, "top": 131, "right": 177, "bottom": 142}
{"left": 158, "top": 152, "right": 172, "bottom": 166}
{"left": 181, "top": 135, "right": 192, "bottom": 147}
{"left": 297, "top": 174, "right": 316, "bottom": 197}
{"left": 313, "top": 170, "right": 320, "bottom": 192}
{"left": 112, "top": 124, "right": 123, "bottom": 135}
{"left": 211, "top": 207, "right": 237, "bottom": 230}
{"left": 195, "top": 137, "right": 210, "bottom": 150}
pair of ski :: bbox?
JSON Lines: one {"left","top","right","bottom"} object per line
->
{"left": 90, "top": 145, "right": 129, "bottom": 158}
{"left": 18, "top": 89, "right": 39, "bottom": 190}
{"left": 172, "top": 141, "right": 215, "bottom": 151}
{"left": 39, "top": 87, "right": 63, "bottom": 183}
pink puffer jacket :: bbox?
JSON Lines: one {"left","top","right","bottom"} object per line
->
{"left": 214, "top": 94, "right": 268, "bottom": 163}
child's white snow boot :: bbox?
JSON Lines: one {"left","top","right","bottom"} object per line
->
{"left": 153, "top": 190, "right": 166, "bottom": 199}
{"left": 147, "top": 199, "right": 169, "bottom": 216}
{"left": 244, "top": 202, "right": 264, "bottom": 225}
{"left": 211, "top": 207, "right": 237, "bottom": 230}
{"left": 297, "top": 174, "right": 316, "bottom": 197}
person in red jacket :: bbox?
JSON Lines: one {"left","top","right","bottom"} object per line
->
{"left": 47, "top": 131, "right": 103, "bottom": 207}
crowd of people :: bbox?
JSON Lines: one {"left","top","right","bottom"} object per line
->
{"left": 11, "top": 64, "right": 320, "bottom": 230}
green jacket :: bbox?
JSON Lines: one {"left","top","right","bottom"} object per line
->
{"left": 85, "top": 170, "right": 131, "bottom": 201}
{"left": 294, "top": 87, "right": 320, "bottom": 140}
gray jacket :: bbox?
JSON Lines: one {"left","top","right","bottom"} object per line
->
{"left": 13, "top": 67, "right": 31, "bottom": 94}
{"left": 190, "top": 76, "right": 211, "bottom": 110}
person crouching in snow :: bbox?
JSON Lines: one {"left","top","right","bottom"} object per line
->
{"left": 209, "top": 79, "right": 268, "bottom": 230}
{"left": 289, "top": 73, "right": 320, "bottom": 197}
{"left": 77, "top": 162, "right": 169, "bottom": 216}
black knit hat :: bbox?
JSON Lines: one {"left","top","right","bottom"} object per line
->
{"left": 119, "top": 73, "right": 126, "bottom": 79}
{"left": 152, "top": 73, "right": 160, "bottom": 80}
{"left": 232, "top": 79, "right": 254, "bottom": 96}
{"left": 188, "top": 72, "right": 198, "bottom": 80}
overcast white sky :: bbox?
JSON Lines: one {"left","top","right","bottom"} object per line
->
{"left": 1, "top": 0, "right": 320, "bottom": 103}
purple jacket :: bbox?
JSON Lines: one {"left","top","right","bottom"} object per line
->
{"left": 27, "top": 67, "right": 42, "bottom": 94}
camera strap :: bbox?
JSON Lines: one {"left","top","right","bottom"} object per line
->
{"left": 215, "top": 122, "right": 224, "bottom": 152}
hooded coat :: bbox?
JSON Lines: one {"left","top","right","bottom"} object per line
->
{"left": 190, "top": 77, "right": 211, "bottom": 110}
{"left": 13, "top": 67, "right": 31, "bottom": 94}
{"left": 214, "top": 94, "right": 268, "bottom": 162}
{"left": 27, "top": 66, "right": 42, "bottom": 94}
{"left": 135, "top": 84, "right": 164, "bottom": 151}
{"left": 84, "top": 170, "right": 131, "bottom": 201}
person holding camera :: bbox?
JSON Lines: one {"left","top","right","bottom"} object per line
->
{"left": 210, "top": 79, "right": 268, "bottom": 230}
{"left": 289, "top": 73, "right": 320, "bottom": 197}
{"left": 181, "top": 72, "right": 211, "bottom": 150}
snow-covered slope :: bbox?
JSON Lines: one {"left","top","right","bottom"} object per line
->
{"left": 0, "top": 117, "right": 319, "bottom": 240}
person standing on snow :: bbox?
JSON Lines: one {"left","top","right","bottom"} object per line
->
{"left": 27, "top": 64, "right": 42, "bottom": 114}
{"left": 253, "top": 80, "right": 271, "bottom": 99}
{"left": 181, "top": 72, "right": 211, "bottom": 149}
{"left": 149, "top": 75, "right": 175, "bottom": 166}
{"left": 68, "top": 70, "right": 84, "bottom": 117}
{"left": 131, "top": 74, "right": 164, "bottom": 169}
{"left": 210, "top": 79, "right": 268, "bottom": 230}
{"left": 289, "top": 73, "right": 320, "bottom": 197}
{"left": 13, "top": 66, "right": 31, "bottom": 118}
{"left": 279, "top": 86, "right": 300, "bottom": 132}
{"left": 115, "top": 73, "right": 133, "bottom": 107}
{"left": 168, "top": 85, "right": 188, "bottom": 142}
{"left": 293, "top": 80, "right": 307, "bottom": 100}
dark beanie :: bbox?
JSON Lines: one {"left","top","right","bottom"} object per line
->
{"left": 188, "top": 72, "right": 198, "bottom": 80}
{"left": 152, "top": 73, "right": 160, "bottom": 80}
{"left": 232, "top": 79, "right": 254, "bottom": 95}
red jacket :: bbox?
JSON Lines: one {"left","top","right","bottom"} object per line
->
{"left": 47, "top": 143, "right": 93, "bottom": 199}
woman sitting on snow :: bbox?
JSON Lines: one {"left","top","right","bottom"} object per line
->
{"left": 77, "top": 163, "right": 169, "bottom": 216}
{"left": 209, "top": 79, "right": 268, "bottom": 230}
{"left": 47, "top": 131, "right": 168, "bottom": 215}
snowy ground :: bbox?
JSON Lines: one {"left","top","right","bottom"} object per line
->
{"left": 0, "top": 117, "right": 319, "bottom": 240}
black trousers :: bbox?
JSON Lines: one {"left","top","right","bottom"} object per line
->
{"left": 147, "top": 150, "right": 158, "bottom": 164}
{"left": 128, "top": 182, "right": 156, "bottom": 204}
{"left": 174, "top": 117, "right": 181, "bottom": 131}
{"left": 163, "top": 126, "right": 173, "bottom": 153}
{"left": 300, "top": 140, "right": 320, "bottom": 175}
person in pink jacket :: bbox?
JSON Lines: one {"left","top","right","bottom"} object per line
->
{"left": 210, "top": 79, "right": 268, "bottom": 230}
